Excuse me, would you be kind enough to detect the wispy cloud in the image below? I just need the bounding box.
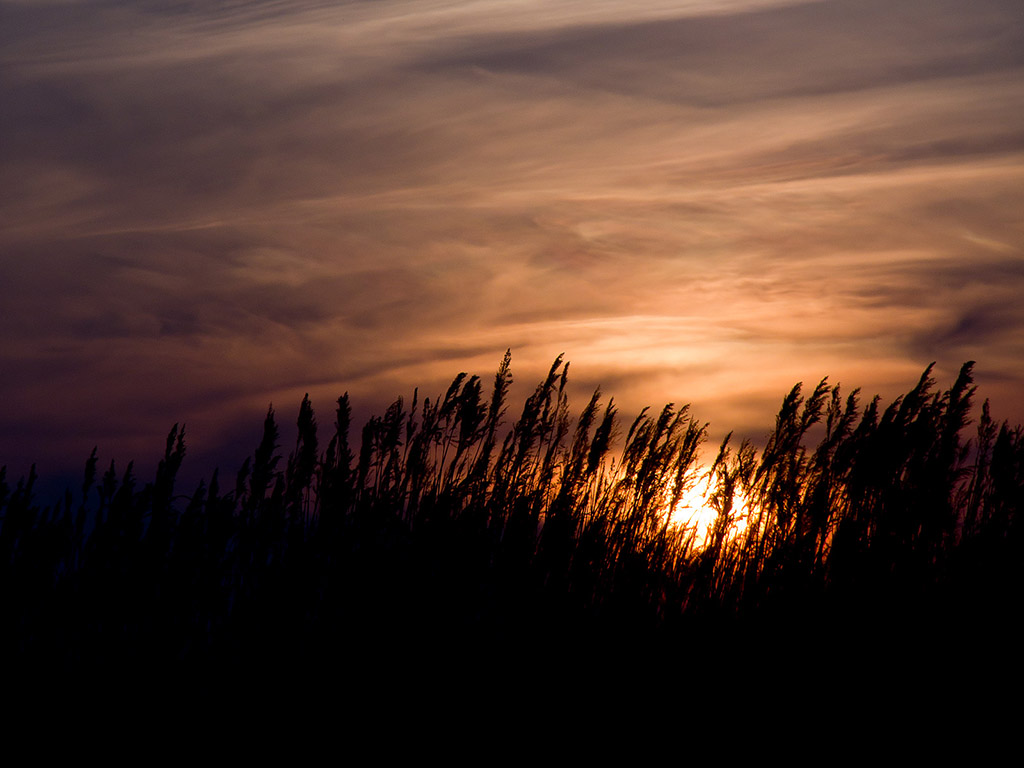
[2,0,1022,479]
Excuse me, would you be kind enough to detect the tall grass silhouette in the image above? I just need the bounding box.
[1,353,1021,684]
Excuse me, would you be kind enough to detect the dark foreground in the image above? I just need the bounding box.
[2,355,1021,694]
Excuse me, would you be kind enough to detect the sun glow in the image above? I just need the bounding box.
[669,477,753,549]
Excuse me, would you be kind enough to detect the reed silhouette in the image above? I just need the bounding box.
[1,353,1021,689]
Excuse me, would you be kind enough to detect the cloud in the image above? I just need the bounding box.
[1,0,1023,484]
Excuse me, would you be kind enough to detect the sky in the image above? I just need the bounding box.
[2,0,1023,489]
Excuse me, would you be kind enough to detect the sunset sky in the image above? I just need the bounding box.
[2,0,1022,487]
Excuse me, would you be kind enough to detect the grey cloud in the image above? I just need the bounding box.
[925,307,1015,349]
[413,0,1024,106]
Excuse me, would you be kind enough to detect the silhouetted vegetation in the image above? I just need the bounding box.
[2,353,1021,688]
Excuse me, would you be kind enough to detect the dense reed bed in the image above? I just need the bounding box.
[2,353,1021,684]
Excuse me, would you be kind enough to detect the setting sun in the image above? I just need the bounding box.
[669,476,752,549]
